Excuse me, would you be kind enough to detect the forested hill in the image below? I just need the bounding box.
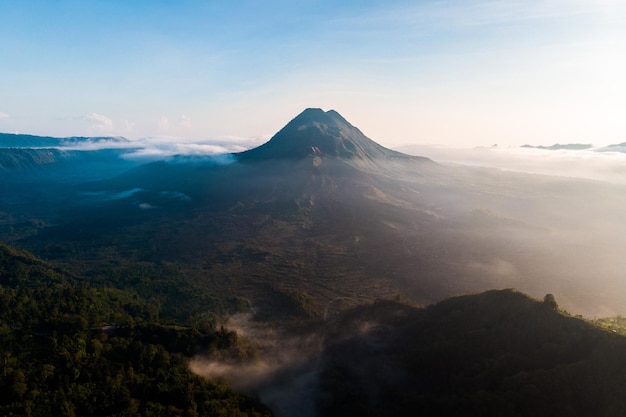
[0,242,272,416]
[0,241,149,329]
[317,290,626,417]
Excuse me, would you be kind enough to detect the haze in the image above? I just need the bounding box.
[1,0,625,147]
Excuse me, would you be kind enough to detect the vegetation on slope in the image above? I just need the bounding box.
[0,243,272,417]
[317,290,626,417]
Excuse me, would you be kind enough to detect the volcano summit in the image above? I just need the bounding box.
[237,108,426,167]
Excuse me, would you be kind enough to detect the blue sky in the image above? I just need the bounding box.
[0,0,625,147]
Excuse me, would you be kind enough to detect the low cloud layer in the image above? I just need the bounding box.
[83,112,112,126]
[57,134,266,161]
[119,140,250,161]
[397,144,626,185]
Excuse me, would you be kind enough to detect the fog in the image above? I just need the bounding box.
[189,310,421,417]
[190,314,325,417]
[390,144,626,317]
[396,143,626,184]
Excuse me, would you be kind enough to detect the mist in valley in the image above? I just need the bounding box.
[397,143,626,185]
[390,143,626,317]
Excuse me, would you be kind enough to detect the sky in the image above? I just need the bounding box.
[0,0,625,148]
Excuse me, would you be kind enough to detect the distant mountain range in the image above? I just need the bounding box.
[596,142,626,153]
[520,142,626,153]
[0,132,129,148]
[521,143,593,150]
[0,133,139,182]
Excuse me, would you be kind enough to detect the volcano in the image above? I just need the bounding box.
[237,108,419,165]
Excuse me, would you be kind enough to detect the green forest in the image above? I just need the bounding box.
[0,243,271,417]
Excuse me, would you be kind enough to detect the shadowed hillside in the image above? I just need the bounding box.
[316,290,626,416]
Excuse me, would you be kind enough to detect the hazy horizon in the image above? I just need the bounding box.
[5,119,626,187]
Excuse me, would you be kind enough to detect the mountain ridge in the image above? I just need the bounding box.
[0,132,129,148]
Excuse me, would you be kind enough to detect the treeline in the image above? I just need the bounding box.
[0,243,271,416]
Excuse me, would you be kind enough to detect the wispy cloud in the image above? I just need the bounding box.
[424,0,616,28]
[179,114,191,129]
[338,0,625,30]
[122,119,135,132]
[0,112,9,120]
[82,112,114,133]
[158,116,170,132]
[157,114,193,134]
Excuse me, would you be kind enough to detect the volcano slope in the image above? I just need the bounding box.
[8,108,626,319]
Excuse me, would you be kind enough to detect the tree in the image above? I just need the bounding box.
[543,293,558,310]
[12,370,27,398]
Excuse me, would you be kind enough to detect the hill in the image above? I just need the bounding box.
[316,290,626,416]
[0,242,272,416]
[190,289,626,417]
